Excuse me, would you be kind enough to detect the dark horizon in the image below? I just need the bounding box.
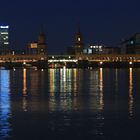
[1,0,140,54]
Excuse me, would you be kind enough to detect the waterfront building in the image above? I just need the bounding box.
[0,25,9,54]
[83,45,104,54]
[121,33,140,54]
[83,45,119,54]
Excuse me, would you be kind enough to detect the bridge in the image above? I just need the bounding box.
[0,54,140,68]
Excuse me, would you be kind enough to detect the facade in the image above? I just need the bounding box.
[0,25,9,54]
[121,33,140,54]
[83,45,119,54]
[83,45,103,54]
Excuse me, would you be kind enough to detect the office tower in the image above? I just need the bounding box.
[0,25,9,53]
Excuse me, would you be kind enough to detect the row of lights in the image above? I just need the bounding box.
[12,61,134,71]
[13,68,44,71]
[90,46,103,49]
[52,56,71,59]
[99,61,133,65]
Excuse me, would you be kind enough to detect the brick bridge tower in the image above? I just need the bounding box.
[37,28,47,54]
[74,26,84,54]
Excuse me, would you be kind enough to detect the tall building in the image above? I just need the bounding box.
[0,25,9,53]
[74,26,84,54]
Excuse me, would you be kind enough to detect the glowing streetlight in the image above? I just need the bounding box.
[129,61,133,65]
[100,61,103,65]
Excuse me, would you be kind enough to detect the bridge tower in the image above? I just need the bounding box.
[74,26,84,54]
[37,28,47,54]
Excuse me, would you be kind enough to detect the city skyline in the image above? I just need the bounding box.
[1,0,140,54]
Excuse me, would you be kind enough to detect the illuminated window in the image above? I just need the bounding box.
[0,26,9,29]
[4,42,9,45]
[99,46,102,49]
[88,49,92,54]
[130,41,134,44]
[78,37,81,41]
[1,32,8,35]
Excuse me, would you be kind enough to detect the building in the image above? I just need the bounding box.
[121,33,140,54]
[0,25,9,54]
[83,45,119,54]
[83,45,103,54]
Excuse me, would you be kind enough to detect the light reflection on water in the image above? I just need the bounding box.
[129,68,134,118]
[0,68,140,139]
[49,68,78,97]
[0,70,11,139]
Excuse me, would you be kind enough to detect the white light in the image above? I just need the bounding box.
[52,56,54,59]
[78,37,81,41]
[99,46,102,49]
[12,51,15,55]
[23,62,26,65]
[100,61,103,65]
[0,26,9,29]
[1,32,8,35]
[41,69,44,71]
[69,56,71,59]
[4,42,9,45]
[48,59,78,63]
[129,62,133,65]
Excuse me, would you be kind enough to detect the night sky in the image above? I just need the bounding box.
[1,0,140,54]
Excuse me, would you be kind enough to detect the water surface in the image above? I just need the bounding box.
[0,68,140,139]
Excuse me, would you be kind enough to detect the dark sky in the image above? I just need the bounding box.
[1,0,140,54]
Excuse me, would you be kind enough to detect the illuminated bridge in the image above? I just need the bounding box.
[0,54,140,68]
[48,54,140,68]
